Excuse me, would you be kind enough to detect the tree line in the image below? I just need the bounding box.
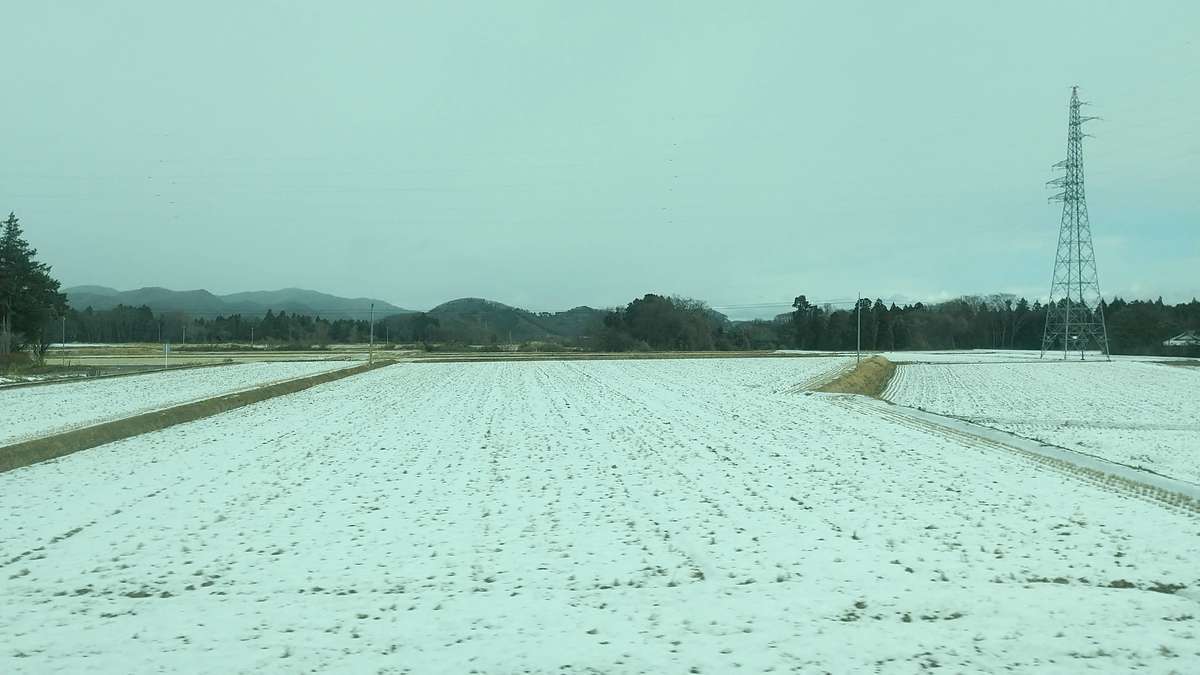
[25,292,1200,361]
[771,294,1200,356]
[30,289,1200,359]
[61,305,447,347]
[3,211,1197,363]
[588,293,1198,356]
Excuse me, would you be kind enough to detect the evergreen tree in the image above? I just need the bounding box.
[0,213,67,362]
[791,295,815,348]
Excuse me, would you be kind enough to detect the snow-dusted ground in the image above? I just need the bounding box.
[2,357,1198,673]
[883,350,1056,363]
[778,348,1192,364]
[882,349,1191,364]
[884,359,1200,484]
[777,349,1061,362]
[0,373,88,385]
[0,361,354,446]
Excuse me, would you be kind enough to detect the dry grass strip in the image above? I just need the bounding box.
[815,356,896,397]
[0,360,394,474]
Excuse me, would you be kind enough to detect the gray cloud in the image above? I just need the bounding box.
[3,1,1197,317]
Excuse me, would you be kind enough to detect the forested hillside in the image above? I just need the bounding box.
[64,285,408,320]
[55,292,1200,357]
[59,298,609,347]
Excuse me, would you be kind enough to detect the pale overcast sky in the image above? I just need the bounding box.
[3,1,1197,317]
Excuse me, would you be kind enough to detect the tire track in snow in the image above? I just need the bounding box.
[829,395,1200,515]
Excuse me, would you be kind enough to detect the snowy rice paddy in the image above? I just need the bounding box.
[883,359,1200,484]
[881,349,1189,364]
[0,361,354,446]
[2,357,1199,673]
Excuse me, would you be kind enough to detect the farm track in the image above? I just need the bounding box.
[883,359,1200,485]
[830,395,1200,515]
[949,417,1200,433]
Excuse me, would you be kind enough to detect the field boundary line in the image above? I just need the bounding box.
[0,360,239,391]
[401,351,838,364]
[827,394,1200,514]
[944,416,1200,433]
[0,360,397,474]
[0,362,363,447]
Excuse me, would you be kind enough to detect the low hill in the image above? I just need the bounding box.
[65,286,411,320]
[220,288,410,318]
[65,285,121,297]
[537,305,610,337]
[427,297,605,341]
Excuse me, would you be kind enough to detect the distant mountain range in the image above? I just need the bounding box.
[64,287,610,337]
[65,286,413,321]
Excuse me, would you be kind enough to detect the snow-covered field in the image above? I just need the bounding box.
[881,349,1190,364]
[884,359,1200,485]
[780,348,1191,364]
[0,361,354,446]
[2,357,1198,673]
[883,350,1059,364]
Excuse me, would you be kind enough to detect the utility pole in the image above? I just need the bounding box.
[368,303,375,364]
[856,293,862,365]
[250,325,254,347]
[1041,86,1111,361]
[61,315,66,346]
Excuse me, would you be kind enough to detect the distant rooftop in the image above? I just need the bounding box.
[1163,330,1200,346]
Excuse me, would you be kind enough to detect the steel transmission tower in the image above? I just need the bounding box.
[1040,86,1111,360]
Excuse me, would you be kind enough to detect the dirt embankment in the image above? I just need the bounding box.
[0,360,396,474]
[816,356,896,397]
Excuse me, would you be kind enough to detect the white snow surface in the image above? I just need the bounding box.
[881,349,1191,364]
[2,357,1199,673]
[0,361,354,446]
[884,359,1200,484]
[776,349,1192,364]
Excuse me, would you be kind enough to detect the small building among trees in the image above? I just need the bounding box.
[1162,330,1200,347]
